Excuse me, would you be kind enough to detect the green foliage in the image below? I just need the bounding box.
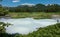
[45,4,60,12]
[1,23,60,37]
[8,4,60,12]
[0,22,11,33]
[8,12,60,19]
[0,7,9,16]
[0,22,12,37]
[0,4,9,16]
[21,23,60,37]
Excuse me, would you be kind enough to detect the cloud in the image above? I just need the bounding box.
[12,0,20,2]
[21,3,35,6]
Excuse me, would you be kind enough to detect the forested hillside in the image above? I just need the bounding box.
[8,4,60,12]
[0,3,60,12]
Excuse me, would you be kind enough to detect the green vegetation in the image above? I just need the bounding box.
[1,23,60,37]
[8,12,60,19]
[9,4,60,12]
[0,0,60,37]
[0,5,9,16]
[0,22,11,37]
[0,4,60,19]
[0,1,60,19]
[0,0,8,16]
[18,23,60,37]
[0,22,11,33]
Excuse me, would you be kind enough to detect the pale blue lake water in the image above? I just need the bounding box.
[0,18,60,34]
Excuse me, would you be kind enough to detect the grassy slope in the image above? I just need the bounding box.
[8,12,60,19]
[19,23,60,37]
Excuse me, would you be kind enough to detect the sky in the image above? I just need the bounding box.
[0,0,60,7]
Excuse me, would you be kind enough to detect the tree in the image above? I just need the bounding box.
[45,4,60,12]
[0,22,11,33]
[0,0,9,16]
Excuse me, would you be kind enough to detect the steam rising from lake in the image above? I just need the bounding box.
[0,18,59,34]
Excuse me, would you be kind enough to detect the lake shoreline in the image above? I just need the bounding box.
[0,18,59,34]
[0,12,60,19]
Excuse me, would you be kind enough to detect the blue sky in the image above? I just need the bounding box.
[1,0,60,7]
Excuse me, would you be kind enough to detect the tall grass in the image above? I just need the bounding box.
[8,12,60,19]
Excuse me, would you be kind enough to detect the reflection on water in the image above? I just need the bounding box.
[0,18,60,34]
